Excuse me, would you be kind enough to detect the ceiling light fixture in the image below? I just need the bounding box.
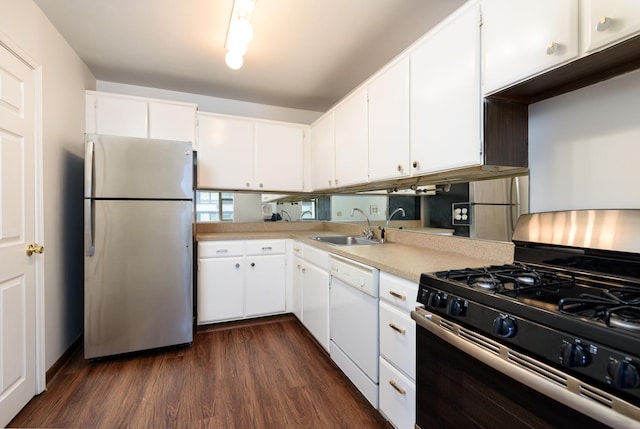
[225,0,257,70]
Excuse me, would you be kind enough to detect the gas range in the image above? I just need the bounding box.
[415,210,640,426]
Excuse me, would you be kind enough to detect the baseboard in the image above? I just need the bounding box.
[46,336,82,385]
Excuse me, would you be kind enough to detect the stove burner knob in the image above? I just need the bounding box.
[608,360,640,389]
[427,292,447,308]
[447,299,467,317]
[560,343,591,368]
[492,315,517,338]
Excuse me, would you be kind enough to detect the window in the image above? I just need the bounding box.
[300,199,316,220]
[196,191,234,221]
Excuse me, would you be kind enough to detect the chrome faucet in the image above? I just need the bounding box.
[279,210,291,222]
[350,208,374,239]
[386,207,406,227]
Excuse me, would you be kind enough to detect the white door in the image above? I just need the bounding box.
[0,44,38,426]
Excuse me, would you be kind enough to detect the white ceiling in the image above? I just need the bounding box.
[34,0,466,112]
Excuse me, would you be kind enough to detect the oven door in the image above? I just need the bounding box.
[412,309,639,429]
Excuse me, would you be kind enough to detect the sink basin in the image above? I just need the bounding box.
[310,235,381,246]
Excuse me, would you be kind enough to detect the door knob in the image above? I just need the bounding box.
[26,243,44,256]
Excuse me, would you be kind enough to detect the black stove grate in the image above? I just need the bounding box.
[436,264,576,298]
[559,286,640,331]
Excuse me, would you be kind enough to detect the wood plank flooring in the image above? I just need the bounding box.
[9,314,392,428]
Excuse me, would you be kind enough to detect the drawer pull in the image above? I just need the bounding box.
[216,249,228,254]
[261,246,273,251]
[389,290,406,301]
[389,380,406,395]
[389,323,406,335]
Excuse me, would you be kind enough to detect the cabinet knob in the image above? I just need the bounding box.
[328,180,332,186]
[546,42,559,55]
[412,160,418,168]
[235,263,240,269]
[250,262,255,267]
[245,182,251,187]
[596,16,612,32]
[397,164,403,172]
[259,183,264,188]
[334,179,339,185]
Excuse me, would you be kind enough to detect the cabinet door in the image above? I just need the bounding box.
[148,102,197,146]
[197,257,244,323]
[245,254,286,316]
[585,0,640,53]
[197,113,254,190]
[93,94,148,138]
[482,0,579,94]
[302,262,330,351]
[411,2,482,174]
[292,255,304,321]
[368,57,411,181]
[334,88,368,187]
[310,112,335,190]
[254,122,305,192]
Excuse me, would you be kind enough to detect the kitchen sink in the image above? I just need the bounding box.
[310,235,381,246]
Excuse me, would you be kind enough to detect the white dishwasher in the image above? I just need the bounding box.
[329,254,380,408]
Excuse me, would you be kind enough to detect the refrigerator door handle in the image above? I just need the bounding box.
[84,139,94,198]
[85,199,95,256]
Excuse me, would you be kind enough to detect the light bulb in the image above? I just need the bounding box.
[232,17,254,43]
[226,37,247,56]
[225,51,244,70]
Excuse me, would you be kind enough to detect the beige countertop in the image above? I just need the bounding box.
[196,222,514,283]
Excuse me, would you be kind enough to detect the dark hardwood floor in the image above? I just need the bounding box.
[9,314,392,428]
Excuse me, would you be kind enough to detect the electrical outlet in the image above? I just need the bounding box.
[370,205,378,215]
[337,210,343,217]
[452,202,472,225]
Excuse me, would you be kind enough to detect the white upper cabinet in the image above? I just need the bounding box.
[585,0,640,53]
[148,102,197,145]
[197,112,305,192]
[368,56,411,182]
[334,87,369,187]
[482,0,579,95]
[411,1,482,174]
[197,113,254,190]
[254,121,305,192]
[86,91,197,146]
[310,112,336,191]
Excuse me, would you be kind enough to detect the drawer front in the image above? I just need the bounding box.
[379,271,418,313]
[379,301,416,379]
[245,239,286,255]
[198,241,244,257]
[379,357,416,429]
[303,244,328,269]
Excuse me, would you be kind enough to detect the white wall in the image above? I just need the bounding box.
[529,69,640,213]
[97,81,322,125]
[1,0,96,369]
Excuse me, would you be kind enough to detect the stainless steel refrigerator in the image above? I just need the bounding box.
[84,134,194,359]
[452,175,529,242]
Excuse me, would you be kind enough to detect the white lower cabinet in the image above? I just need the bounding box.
[379,358,416,429]
[197,240,286,324]
[292,242,330,351]
[378,271,418,429]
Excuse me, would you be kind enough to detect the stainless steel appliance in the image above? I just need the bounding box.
[413,209,640,428]
[453,175,529,241]
[84,134,194,359]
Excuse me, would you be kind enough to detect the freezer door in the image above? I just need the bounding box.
[84,200,193,358]
[85,134,193,199]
